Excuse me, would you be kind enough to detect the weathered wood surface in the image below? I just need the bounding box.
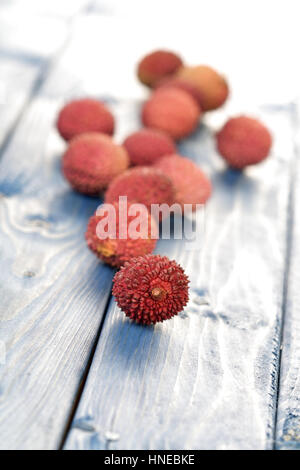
[0,3,299,450]
[65,104,294,450]
[275,104,300,450]
[0,12,142,450]
[0,56,41,148]
[0,96,114,450]
[0,11,142,450]
[0,7,111,450]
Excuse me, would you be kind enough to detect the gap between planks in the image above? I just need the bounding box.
[274,100,300,449]
[272,102,297,446]
[63,105,295,450]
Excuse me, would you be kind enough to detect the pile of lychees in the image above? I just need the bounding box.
[56,49,272,325]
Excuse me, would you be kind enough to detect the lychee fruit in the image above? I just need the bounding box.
[105,166,175,216]
[142,88,201,140]
[57,98,114,141]
[85,202,158,267]
[154,77,204,108]
[216,116,272,169]
[155,154,212,210]
[177,65,229,111]
[113,254,189,324]
[123,128,176,166]
[62,132,129,195]
[137,50,183,88]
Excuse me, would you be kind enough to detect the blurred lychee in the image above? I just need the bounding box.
[142,88,201,140]
[177,65,229,111]
[62,133,129,195]
[216,116,272,169]
[137,50,183,87]
[57,98,114,141]
[155,154,212,210]
[123,128,176,166]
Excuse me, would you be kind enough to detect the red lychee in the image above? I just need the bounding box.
[85,202,158,267]
[154,77,204,108]
[177,65,229,111]
[216,116,272,169]
[62,133,129,195]
[123,128,176,166]
[137,50,183,88]
[155,154,212,210]
[105,166,175,216]
[142,88,201,140]
[57,98,114,141]
[113,254,189,324]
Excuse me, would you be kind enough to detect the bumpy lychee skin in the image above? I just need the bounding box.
[123,128,176,166]
[137,50,183,87]
[154,77,204,108]
[105,166,175,215]
[155,154,212,210]
[85,202,158,267]
[113,254,189,325]
[142,88,201,140]
[62,133,129,195]
[57,98,114,141]
[177,65,229,111]
[216,116,272,169]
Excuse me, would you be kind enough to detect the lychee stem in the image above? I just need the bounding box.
[151,287,166,301]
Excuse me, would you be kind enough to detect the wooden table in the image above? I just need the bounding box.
[0,0,300,450]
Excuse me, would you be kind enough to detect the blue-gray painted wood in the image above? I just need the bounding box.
[0,3,298,450]
[0,96,114,449]
[0,56,42,148]
[275,103,300,449]
[64,104,294,450]
[0,8,141,448]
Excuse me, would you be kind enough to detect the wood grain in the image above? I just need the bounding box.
[0,4,298,450]
[0,97,114,449]
[0,11,143,450]
[275,103,300,449]
[64,104,295,450]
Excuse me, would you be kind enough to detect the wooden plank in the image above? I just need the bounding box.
[275,103,300,450]
[0,96,114,449]
[0,6,296,450]
[0,13,142,449]
[0,56,41,148]
[64,103,294,450]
